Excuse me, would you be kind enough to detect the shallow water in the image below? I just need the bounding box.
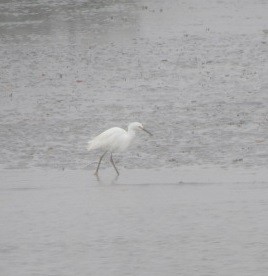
[1,0,268,275]
[1,168,268,276]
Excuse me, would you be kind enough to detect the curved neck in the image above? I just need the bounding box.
[127,126,136,138]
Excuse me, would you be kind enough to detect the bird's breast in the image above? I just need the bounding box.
[115,136,130,152]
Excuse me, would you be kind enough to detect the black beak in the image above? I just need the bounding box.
[139,126,153,136]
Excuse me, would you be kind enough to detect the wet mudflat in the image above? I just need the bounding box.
[0,0,267,170]
[1,0,268,275]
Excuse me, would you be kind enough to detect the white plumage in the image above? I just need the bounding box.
[87,122,152,175]
[87,127,131,152]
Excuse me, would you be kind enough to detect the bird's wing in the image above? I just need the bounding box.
[87,127,126,151]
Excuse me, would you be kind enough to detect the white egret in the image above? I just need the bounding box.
[87,122,152,175]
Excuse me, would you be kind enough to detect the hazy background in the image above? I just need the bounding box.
[1,1,268,276]
[1,0,267,170]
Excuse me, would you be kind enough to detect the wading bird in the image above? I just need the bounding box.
[87,122,152,175]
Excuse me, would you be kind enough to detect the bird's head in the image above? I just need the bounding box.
[128,122,153,136]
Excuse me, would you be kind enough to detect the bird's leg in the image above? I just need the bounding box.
[94,151,107,175]
[110,153,119,175]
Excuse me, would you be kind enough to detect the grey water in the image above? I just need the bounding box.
[1,168,268,276]
[1,0,268,275]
